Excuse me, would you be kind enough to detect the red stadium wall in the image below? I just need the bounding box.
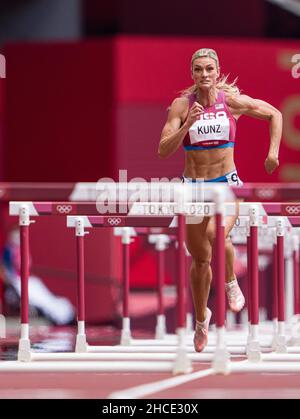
[4,40,116,182]
[2,40,122,322]
[4,37,300,190]
[2,36,300,299]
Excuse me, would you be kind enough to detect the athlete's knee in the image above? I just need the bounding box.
[186,235,211,259]
[192,256,212,271]
[191,258,212,285]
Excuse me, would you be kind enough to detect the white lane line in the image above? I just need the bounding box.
[108,367,215,399]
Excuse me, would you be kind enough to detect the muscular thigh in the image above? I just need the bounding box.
[185,201,240,257]
[186,217,212,261]
[206,200,240,242]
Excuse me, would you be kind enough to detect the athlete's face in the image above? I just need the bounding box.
[191,57,219,90]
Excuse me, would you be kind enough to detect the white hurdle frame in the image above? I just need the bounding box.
[4,185,300,375]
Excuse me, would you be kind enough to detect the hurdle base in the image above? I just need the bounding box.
[274,335,287,353]
[17,339,32,362]
[270,319,278,350]
[186,313,193,335]
[172,346,193,375]
[271,335,277,351]
[120,317,132,346]
[75,334,88,353]
[155,315,167,340]
[289,314,300,327]
[287,336,300,346]
[120,330,132,346]
[120,332,132,346]
[0,314,6,338]
[212,347,231,375]
[246,340,261,362]
[288,320,300,346]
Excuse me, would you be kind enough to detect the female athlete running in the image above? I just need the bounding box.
[158,48,282,351]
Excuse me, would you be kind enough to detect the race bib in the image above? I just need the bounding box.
[189,112,230,145]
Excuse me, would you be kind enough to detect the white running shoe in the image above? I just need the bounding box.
[225,279,245,313]
[193,308,212,353]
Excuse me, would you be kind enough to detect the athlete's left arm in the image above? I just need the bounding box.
[226,94,282,175]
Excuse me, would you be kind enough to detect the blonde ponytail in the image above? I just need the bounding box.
[216,74,240,95]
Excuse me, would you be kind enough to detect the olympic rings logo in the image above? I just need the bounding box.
[256,189,275,199]
[56,204,73,214]
[107,217,122,226]
[285,205,300,215]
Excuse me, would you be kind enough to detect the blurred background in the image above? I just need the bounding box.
[0,0,299,329]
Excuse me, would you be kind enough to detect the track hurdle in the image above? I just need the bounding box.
[62,204,300,370]
[6,186,300,374]
[148,233,173,340]
[231,215,300,353]
[6,203,194,372]
[6,183,234,373]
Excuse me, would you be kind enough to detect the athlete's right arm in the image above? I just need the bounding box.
[158,98,203,159]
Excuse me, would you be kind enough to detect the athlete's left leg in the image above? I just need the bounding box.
[207,211,245,313]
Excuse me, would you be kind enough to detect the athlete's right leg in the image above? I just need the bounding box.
[185,217,212,323]
[206,213,245,313]
[186,217,213,352]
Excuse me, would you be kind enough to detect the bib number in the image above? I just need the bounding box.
[189,117,230,145]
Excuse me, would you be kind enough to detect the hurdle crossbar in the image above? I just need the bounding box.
[7,196,300,374]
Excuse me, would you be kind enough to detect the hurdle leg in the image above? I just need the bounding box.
[289,236,300,345]
[155,235,167,340]
[274,217,287,353]
[271,238,279,350]
[246,222,252,355]
[247,205,261,362]
[185,252,193,335]
[120,228,132,345]
[18,206,33,362]
[173,215,192,374]
[75,218,88,352]
[285,242,294,324]
[212,192,230,374]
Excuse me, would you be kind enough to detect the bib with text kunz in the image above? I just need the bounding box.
[189,111,230,146]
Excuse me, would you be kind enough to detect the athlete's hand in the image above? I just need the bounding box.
[184,102,204,128]
[264,154,279,174]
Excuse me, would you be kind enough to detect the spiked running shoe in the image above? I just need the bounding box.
[225,279,245,313]
[193,308,212,353]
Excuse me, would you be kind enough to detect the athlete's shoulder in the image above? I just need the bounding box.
[168,96,190,115]
[224,92,253,105]
[224,92,254,110]
[171,96,189,107]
